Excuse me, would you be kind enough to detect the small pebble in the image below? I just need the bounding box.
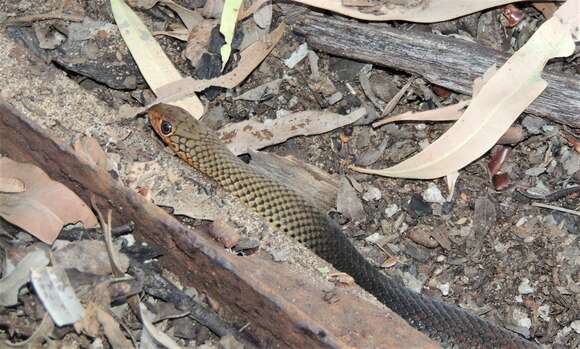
[386,243,400,253]
[400,271,425,293]
[408,227,439,248]
[437,282,450,296]
[518,278,534,295]
[363,185,382,201]
[422,183,445,204]
[521,115,546,135]
[542,125,558,133]
[219,334,244,349]
[284,43,308,68]
[384,204,399,218]
[561,148,580,176]
[571,320,580,334]
[287,96,299,109]
[408,193,433,217]
[538,304,550,321]
[326,91,343,105]
[512,308,532,329]
[365,232,384,244]
[119,234,135,247]
[525,166,546,176]
[276,109,291,118]
[516,217,528,227]
[270,248,289,262]
[233,237,260,252]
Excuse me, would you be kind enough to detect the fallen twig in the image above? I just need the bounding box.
[59,222,135,241]
[517,186,580,201]
[4,12,84,25]
[381,77,415,117]
[532,202,580,217]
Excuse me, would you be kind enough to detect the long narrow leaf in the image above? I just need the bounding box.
[110,0,204,118]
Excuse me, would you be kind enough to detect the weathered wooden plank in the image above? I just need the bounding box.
[293,13,580,127]
[0,101,440,349]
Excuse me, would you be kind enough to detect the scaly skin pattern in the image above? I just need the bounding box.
[149,103,538,349]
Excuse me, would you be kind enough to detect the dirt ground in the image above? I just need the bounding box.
[0,0,578,348]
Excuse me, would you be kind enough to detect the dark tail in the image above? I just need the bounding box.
[322,223,538,349]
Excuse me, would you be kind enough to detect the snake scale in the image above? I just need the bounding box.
[149,103,537,349]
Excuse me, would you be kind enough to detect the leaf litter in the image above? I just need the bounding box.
[0,157,98,244]
[351,2,578,179]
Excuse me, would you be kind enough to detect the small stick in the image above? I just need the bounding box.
[380,77,415,118]
[517,186,580,202]
[4,12,84,25]
[532,202,580,217]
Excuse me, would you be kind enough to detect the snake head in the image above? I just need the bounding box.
[148,103,200,152]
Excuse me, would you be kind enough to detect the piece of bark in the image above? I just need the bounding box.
[0,102,439,349]
[293,13,580,128]
[249,150,339,212]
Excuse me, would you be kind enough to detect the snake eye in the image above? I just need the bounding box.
[160,120,173,135]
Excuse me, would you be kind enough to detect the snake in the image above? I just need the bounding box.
[148,103,538,349]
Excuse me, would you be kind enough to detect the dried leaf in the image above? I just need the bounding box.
[0,158,97,244]
[408,227,439,249]
[292,0,543,23]
[233,78,283,101]
[238,0,268,21]
[184,18,219,65]
[53,240,129,276]
[445,171,459,201]
[351,3,577,179]
[30,267,85,326]
[372,101,469,127]
[4,313,54,348]
[153,180,221,220]
[0,249,49,306]
[0,177,25,193]
[207,219,241,248]
[219,0,243,69]
[110,0,204,118]
[202,0,224,18]
[328,272,355,286]
[140,303,183,349]
[154,22,285,107]
[253,3,272,29]
[497,126,524,145]
[217,108,366,156]
[153,23,190,41]
[533,2,559,19]
[488,146,510,176]
[160,0,203,30]
[74,302,100,337]
[96,307,135,349]
[73,136,110,170]
[336,176,364,221]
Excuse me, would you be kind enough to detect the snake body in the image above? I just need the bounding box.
[149,103,537,348]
